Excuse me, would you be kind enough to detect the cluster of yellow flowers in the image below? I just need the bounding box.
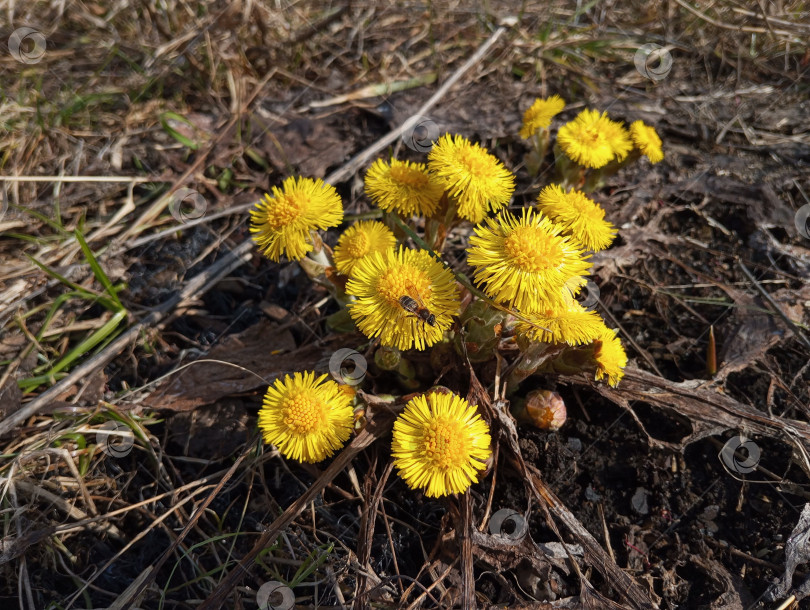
[259,373,490,498]
[521,96,663,167]
[248,95,663,498]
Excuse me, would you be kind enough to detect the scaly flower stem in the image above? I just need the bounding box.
[299,230,350,303]
[525,129,550,176]
[553,143,585,190]
[505,341,554,394]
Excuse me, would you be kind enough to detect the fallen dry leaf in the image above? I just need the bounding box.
[143,319,357,411]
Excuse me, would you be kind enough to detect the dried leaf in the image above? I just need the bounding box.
[765,503,810,602]
[143,320,350,411]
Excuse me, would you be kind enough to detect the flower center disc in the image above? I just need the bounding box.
[283,392,327,434]
[570,192,603,219]
[377,267,433,307]
[580,125,604,147]
[390,164,430,188]
[346,232,370,258]
[504,226,562,273]
[457,147,490,177]
[423,418,467,469]
[268,192,306,229]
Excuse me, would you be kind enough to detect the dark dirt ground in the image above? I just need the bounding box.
[2,2,810,609]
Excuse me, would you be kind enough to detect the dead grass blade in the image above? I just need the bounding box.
[468,361,658,609]
[193,410,395,610]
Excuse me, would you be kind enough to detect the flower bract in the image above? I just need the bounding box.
[346,246,460,351]
[392,391,491,497]
[250,176,343,261]
[428,134,515,224]
[258,371,354,463]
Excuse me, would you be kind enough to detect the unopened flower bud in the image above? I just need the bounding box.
[353,405,367,432]
[513,389,567,431]
[426,385,453,398]
[453,299,508,362]
[375,346,401,371]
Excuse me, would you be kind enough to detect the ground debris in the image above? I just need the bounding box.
[765,503,810,602]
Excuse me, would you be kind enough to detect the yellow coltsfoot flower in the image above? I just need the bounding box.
[364,158,444,217]
[515,301,605,346]
[602,116,633,162]
[629,120,664,163]
[346,246,460,351]
[250,176,344,261]
[466,208,591,313]
[536,184,617,251]
[557,109,631,169]
[258,371,354,463]
[557,109,613,169]
[593,326,628,387]
[391,390,492,498]
[428,134,515,224]
[519,95,566,139]
[333,220,396,277]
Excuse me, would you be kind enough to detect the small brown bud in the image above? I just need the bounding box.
[524,389,567,431]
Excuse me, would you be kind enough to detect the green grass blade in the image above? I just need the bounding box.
[74,230,123,308]
[48,309,128,376]
[21,309,128,391]
[160,112,200,150]
[289,543,334,587]
[24,254,120,311]
[35,290,82,341]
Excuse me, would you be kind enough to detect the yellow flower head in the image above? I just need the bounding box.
[630,120,664,163]
[593,326,628,387]
[258,371,354,463]
[333,220,396,277]
[603,117,633,162]
[557,109,630,169]
[515,301,605,346]
[536,184,617,251]
[428,134,515,224]
[364,158,444,217]
[466,208,591,313]
[520,95,566,139]
[250,177,344,261]
[346,246,460,351]
[392,390,491,498]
